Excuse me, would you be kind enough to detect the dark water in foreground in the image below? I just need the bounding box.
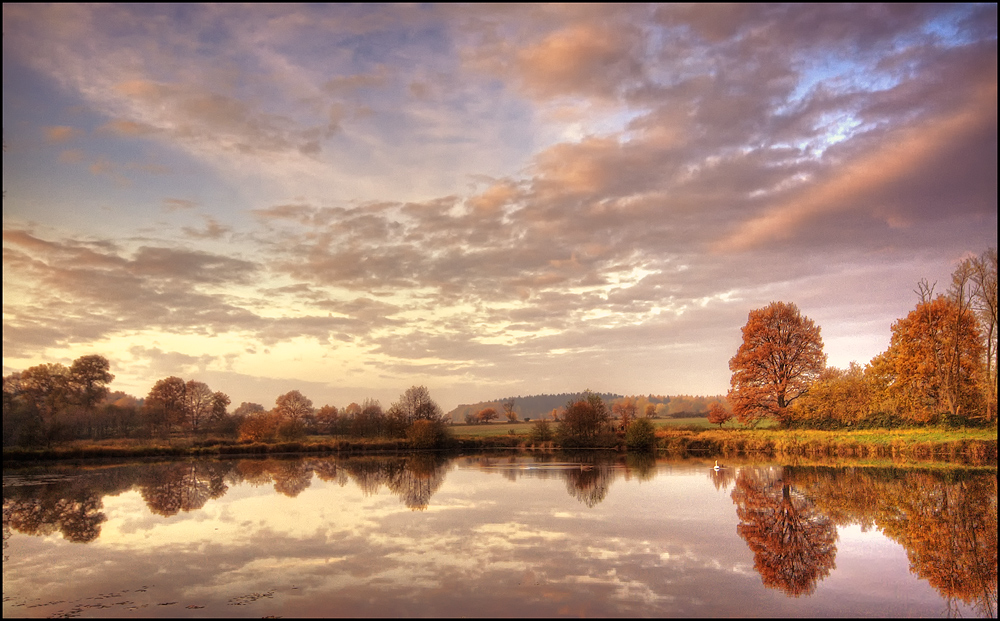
[3,453,997,618]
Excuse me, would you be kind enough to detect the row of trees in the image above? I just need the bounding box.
[3,355,117,446]
[3,356,451,448]
[727,248,997,428]
[235,385,450,447]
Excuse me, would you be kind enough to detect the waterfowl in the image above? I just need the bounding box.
[714,460,723,471]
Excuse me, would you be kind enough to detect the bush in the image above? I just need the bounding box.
[625,418,657,451]
[529,419,554,443]
[277,418,307,441]
[406,419,450,449]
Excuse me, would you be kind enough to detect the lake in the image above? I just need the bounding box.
[3,453,996,617]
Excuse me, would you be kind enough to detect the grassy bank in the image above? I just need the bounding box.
[652,427,997,465]
[3,426,995,465]
[1,434,523,462]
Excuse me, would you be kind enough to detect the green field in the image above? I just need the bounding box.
[451,416,767,437]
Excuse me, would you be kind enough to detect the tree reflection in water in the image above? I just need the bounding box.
[138,461,231,516]
[731,467,838,597]
[798,467,998,617]
[708,465,736,492]
[3,456,996,615]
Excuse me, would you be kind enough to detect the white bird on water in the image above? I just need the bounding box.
[714,460,723,471]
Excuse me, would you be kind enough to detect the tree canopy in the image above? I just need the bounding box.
[728,302,826,428]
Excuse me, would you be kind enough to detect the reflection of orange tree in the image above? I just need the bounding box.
[137,462,231,517]
[881,474,997,617]
[731,468,838,597]
[230,459,314,497]
[800,468,997,617]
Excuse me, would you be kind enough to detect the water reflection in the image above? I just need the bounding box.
[797,467,998,617]
[3,455,997,617]
[731,467,838,597]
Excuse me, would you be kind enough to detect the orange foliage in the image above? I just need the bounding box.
[728,302,826,428]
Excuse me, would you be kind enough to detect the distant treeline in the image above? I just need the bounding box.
[2,363,452,449]
[448,393,727,422]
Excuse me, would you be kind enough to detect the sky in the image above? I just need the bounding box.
[2,4,997,413]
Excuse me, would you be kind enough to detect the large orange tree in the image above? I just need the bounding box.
[728,302,826,428]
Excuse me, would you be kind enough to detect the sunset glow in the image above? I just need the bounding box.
[3,4,997,410]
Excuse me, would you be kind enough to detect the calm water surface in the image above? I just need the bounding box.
[3,453,996,618]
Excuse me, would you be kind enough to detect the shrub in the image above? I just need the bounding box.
[625,418,656,451]
[625,417,657,451]
[277,418,307,441]
[406,419,450,449]
[529,419,554,443]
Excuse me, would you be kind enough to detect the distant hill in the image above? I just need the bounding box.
[446,392,727,422]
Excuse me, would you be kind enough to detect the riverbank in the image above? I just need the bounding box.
[2,426,996,465]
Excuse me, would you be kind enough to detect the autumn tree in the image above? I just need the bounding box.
[388,386,449,444]
[351,398,386,437]
[233,402,265,418]
[788,363,871,428]
[502,398,517,423]
[211,391,230,419]
[67,355,114,415]
[315,405,341,434]
[18,363,70,429]
[477,407,498,424]
[872,294,983,425]
[707,402,733,429]
[274,390,314,422]
[183,380,215,432]
[728,302,826,428]
[389,386,444,428]
[238,410,279,442]
[145,376,187,435]
[556,390,613,447]
[612,397,638,431]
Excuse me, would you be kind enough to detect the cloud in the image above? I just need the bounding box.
[183,217,233,240]
[44,125,85,143]
[2,4,996,407]
[163,198,198,212]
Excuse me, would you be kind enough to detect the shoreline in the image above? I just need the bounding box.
[4,427,996,467]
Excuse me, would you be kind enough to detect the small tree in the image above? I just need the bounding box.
[529,418,554,443]
[707,403,733,429]
[502,398,517,423]
[557,390,613,447]
[624,417,656,451]
[315,405,340,435]
[274,390,314,422]
[477,407,498,424]
[406,418,450,449]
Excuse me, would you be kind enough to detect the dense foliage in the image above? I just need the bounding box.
[785,248,997,429]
